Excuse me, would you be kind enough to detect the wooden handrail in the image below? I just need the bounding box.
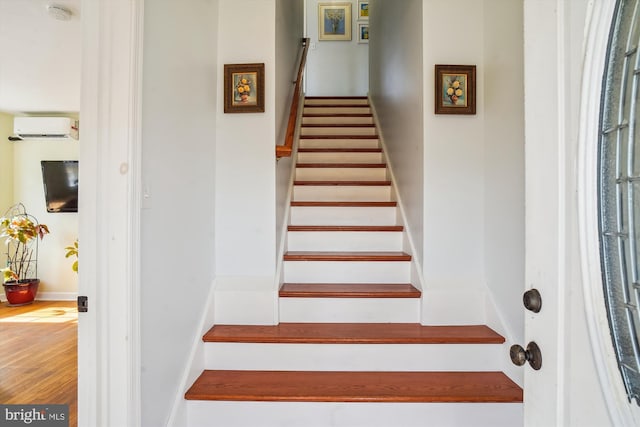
[276,37,310,159]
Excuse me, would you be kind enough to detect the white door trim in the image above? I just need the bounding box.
[78,0,143,425]
[578,1,640,425]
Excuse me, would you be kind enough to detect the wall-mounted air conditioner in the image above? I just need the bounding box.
[12,117,79,140]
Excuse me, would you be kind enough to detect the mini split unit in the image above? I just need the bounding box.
[11,117,79,140]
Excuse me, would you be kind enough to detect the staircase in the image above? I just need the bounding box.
[185,97,523,426]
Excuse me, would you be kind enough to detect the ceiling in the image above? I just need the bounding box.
[0,0,81,114]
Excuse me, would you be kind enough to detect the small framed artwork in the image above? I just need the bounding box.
[224,63,265,113]
[357,0,369,20]
[358,22,369,44]
[434,64,476,115]
[318,2,352,41]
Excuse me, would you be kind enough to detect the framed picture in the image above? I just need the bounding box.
[357,0,369,20]
[357,22,369,44]
[318,3,352,41]
[224,63,265,113]
[434,64,476,115]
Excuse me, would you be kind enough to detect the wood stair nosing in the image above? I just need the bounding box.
[301,123,376,128]
[291,201,398,207]
[185,370,523,403]
[283,251,411,262]
[299,135,379,140]
[303,104,370,108]
[287,225,403,232]
[293,180,391,186]
[279,283,420,299]
[303,113,373,118]
[296,163,387,168]
[298,148,382,153]
[203,323,505,344]
[305,96,369,100]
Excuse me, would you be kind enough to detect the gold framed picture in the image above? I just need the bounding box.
[434,64,476,115]
[318,3,352,41]
[223,63,265,113]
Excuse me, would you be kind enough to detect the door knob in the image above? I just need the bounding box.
[523,288,542,313]
[510,341,542,370]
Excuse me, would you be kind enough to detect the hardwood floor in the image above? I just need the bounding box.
[0,300,77,427]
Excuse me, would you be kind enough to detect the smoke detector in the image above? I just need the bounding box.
[47,4,73,21]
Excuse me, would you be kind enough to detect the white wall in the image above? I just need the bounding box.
[275,0,305,265]
[0,113,14,272]
[305,0,368,96]
[483,0,525,344]
[214,0,278,324]
[368,0,424,264]
[11,138,78,297]
[140,0,218,425]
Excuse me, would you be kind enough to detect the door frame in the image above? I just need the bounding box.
[78,0,143,425]
[578,0,640,425]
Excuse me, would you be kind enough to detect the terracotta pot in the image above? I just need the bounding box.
[3,279,40,306]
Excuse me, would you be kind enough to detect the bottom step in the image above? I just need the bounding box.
[186,370,522,403]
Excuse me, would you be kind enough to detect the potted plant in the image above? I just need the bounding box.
[1,204,50,305]
[65,239,78,273]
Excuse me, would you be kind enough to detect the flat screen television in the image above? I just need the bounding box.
[41,160,78,213]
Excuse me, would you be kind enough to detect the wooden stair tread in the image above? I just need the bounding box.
[304,113,373,117]
[294,180,391,186]
[296,163,387,168]
[302,123,375,128]
[304,104,370,108]
[284,251,411,261]
[287,225,403,231]
[300,135,379,140]
[203,323,503,344]
[185,370,522,403]
[298,147,381,153]
[279,283,419,298]
[305,96,369,99]
[291,201,397,207]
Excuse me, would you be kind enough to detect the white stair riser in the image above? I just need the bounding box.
[284,260,410,283]
[287,231,403,251]
[301,127,377,136]
[304,107,371,114]
[297,152,383,163]
[295,167,387,181]
[188,402,523,427]
[203,343,505,371]
[290,206,398,226]
[279,297,420,323]
[305,98,369,105]
[303,116,374,125]
[299,138,380,149]
[293,185,391,202]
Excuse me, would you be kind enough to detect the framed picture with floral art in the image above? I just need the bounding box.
[224,63,265,113]
[318,3,352,41]
[434,64,476,115]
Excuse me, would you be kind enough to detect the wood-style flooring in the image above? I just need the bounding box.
[0,300,77,427]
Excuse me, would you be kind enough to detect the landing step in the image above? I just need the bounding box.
[305,96,369,99]
[185,370,522,403]
[291,201,397,207]
[203,323,503,344]
[287,225,403,231]
[284,251,411,261]
[304,104,370,108]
